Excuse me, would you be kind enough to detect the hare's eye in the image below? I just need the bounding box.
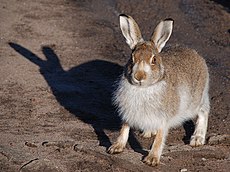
[150,56,156,65]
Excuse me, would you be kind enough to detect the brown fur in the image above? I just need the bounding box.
[161,46,208,116]
[152,129,163,159]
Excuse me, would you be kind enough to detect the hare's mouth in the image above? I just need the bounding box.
[129,75,161,87]
[130,78,150,87]
[131,77,143,86]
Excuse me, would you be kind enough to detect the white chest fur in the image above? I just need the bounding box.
[113,77,168,132]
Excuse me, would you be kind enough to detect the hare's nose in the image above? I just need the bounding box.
[134,71,146,82]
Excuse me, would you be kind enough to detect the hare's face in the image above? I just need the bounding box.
[125,42,164,87]
[119,15,173,87]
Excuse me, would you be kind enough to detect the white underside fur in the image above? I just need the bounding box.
[113,76,204,132]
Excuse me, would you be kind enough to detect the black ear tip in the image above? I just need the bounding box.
[164,18,174,23]
[119,14,129,18]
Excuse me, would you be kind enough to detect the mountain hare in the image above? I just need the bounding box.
[108,14,210,166]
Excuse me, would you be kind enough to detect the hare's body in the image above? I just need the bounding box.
[114,47,209,132]
[108,14,210,167]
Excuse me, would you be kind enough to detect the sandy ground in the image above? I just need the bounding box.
[0,0,230,171]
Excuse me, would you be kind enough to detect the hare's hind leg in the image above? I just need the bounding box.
[141,130,157,138]
[190,96,210,147]
[108,123,130,154]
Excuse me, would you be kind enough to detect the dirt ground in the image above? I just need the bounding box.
[0,0,229,171]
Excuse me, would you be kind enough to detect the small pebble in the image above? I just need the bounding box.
[180,168,188,172]
[202,158,206,161]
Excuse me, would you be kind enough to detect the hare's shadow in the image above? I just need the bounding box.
[9,43,122,148]
[9,43,146,154]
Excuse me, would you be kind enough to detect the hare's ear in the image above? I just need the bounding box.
[119,14,143,49]
[151,19,173,53]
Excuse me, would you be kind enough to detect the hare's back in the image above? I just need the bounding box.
[162,46,209,85]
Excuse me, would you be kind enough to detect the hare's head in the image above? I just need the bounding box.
[120,14,173,87]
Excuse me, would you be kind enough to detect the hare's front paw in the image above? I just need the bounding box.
[190,135,205,147]
[107,142,125,154]
[143,155,160,166]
